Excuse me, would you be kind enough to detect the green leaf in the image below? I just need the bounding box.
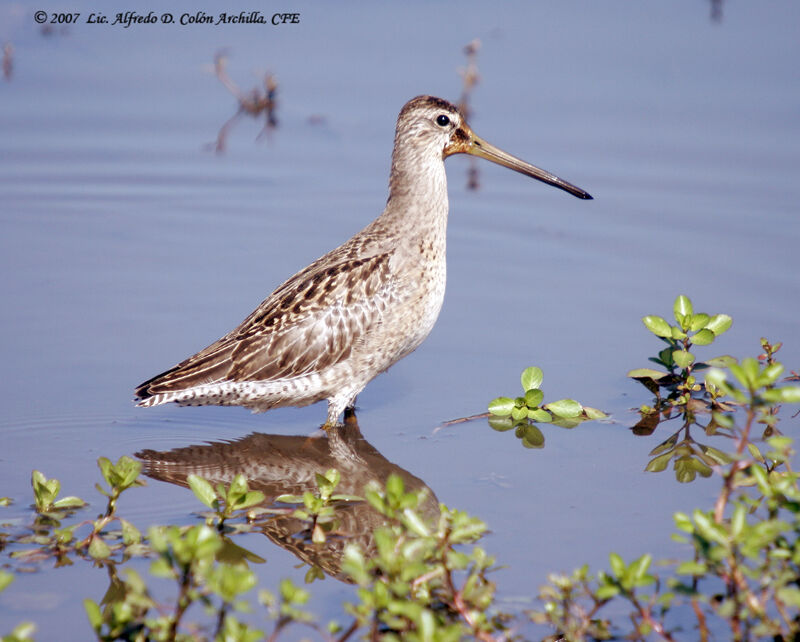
[524,388,544,408]
[704,355,738,368]
[649,433,678,457]
[642,315,672,338]
[544,399,583,418]
[551,416,582,429]
[84,598,102,631]
[609,552,625,578]
[704,368,728,389]
[689,313,710,331]
[673,512,693,533]
[150,557,174,578]
[777,587,800,608]
[583,407,608,420]
[699,445,732,465]
[0,571,13,592]
[596,584,620,600]
[6,622,36,640]
[401,508,430,537]
[53,496,86,509]
[747,443,765,462]
[305,566,324,584]
[705,314,732,336]
[315,472,334,495]
[229,474,248,501]
[187,474,218,509]
[511,406,528,421]
[275,494,304,504]
[517,424,545,449]
[730,358,758,389]
[324,469,341,488]
[487,416,515,432]
[674,295,693,319]
[88,535,111,560]
[645,451,674,473]
[691,329,715,346]
[670,326,688,341]
[31,470,59,510]
[657,347,675,367]
[756,362,784,387]
[762,386,800,404]
[672,350,695,369]
[690,457,712,478]
[731,505,746,538]
[630,554,652,582]
[385,474,404,501]
[97,457,113,487]
[236,491,265,510]
[488,397,515,416]
[120,519,142,546]
[520,367,543,392]
[674,457,696,483]
[528,408,552,422]
[627,368,668,380]
[341,545,369,585]
[676,561,707,576]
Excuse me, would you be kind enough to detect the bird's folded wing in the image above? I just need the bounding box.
[136,253,393,396]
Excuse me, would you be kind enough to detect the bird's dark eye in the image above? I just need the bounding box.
[436,114,450,127]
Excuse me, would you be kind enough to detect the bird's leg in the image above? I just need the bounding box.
[321,395,358,431]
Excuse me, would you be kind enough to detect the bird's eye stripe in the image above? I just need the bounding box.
[436,114,450,127]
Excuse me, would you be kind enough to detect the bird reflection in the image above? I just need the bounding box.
[135,411,437,581]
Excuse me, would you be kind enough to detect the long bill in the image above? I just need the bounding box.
[445,127,593,200]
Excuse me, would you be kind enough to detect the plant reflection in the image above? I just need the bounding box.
[630,298,784,484]
[634,399,735,483]
[136,410,438,583]
[206,49,278,154]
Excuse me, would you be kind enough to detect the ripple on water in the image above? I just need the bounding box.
[0,409,317,525]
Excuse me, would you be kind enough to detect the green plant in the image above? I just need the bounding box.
[529,296,800,640]
[187,473,265,532]
[275,468,361,547]
[3,295,800,642]
[488,366,606,448]
[342,474,505,641]
[628,294,733,403]
[30,469,86,517]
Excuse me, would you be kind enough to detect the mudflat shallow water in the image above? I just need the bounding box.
[1,1,799,638]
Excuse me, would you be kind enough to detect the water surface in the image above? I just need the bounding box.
[1,1,799,638]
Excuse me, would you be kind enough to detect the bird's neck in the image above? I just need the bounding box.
[381,146,449,244]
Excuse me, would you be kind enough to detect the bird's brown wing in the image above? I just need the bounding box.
[135,253,393,398]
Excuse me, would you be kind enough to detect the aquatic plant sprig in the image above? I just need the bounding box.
[342,474,505,642]
[31,469,86,518]
[528,310,800,639]
[187,473,265,533]
[12,458,143,564]
[274,468,361,546]
[488,366,606,449]
[628,294,734,401]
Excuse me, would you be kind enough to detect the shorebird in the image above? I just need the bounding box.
[135,95,592,426]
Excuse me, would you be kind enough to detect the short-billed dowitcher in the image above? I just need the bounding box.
[135,95,592,425]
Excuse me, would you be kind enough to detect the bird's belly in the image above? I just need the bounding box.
[374,264,447,369]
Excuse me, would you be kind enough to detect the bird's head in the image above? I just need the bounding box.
[396,95,592,200]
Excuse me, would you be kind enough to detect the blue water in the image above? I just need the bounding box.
[1,1,799,638]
